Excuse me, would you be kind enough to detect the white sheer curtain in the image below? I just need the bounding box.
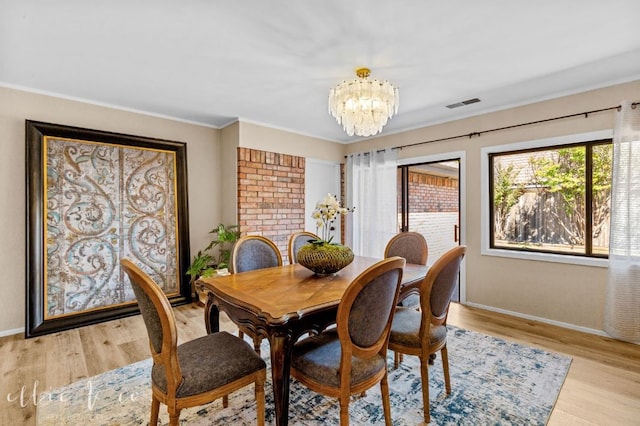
[345,149,398,258]
[604,101,640,344]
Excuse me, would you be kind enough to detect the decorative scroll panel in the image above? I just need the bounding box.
[26,121,191,337]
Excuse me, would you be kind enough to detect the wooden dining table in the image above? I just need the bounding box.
[196,256,428,426]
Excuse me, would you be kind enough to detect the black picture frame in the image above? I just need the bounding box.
[25,120,191,337]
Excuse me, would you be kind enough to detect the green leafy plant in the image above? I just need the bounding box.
[187,224,240,280]
[493,163,525,240]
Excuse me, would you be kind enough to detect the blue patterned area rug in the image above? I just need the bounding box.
[37,327,571,425]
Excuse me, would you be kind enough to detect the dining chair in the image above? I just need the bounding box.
[287,231,319,264]
[384,231,430,366]
[290,256,406,426]
[120,259,266,426]
[384,231,428,266]
[230,234,283,354]
[388,245,466,424]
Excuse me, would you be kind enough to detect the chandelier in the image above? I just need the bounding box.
[328,67,399,137]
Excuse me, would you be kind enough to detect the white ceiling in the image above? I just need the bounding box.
[2,0,640,143]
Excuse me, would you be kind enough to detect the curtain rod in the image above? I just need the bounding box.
[346,148,391,157]
[394,101,639,151]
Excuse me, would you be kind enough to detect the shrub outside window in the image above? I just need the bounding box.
[489,139,612,258]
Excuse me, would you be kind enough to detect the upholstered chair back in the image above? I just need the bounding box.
[231,235,283,274]
[121,258,182,394]
[384,232,428,265]
[338,256,405,354]
[122,260,172,356]
[421,246,466,326]
[348,266,403,348]
[287,231,319,264]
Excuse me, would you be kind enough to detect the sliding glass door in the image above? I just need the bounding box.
[398,159,461,300]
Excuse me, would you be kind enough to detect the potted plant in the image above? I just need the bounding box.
[187,223,240,303]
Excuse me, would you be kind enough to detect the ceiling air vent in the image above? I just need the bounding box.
[446,97,481,109]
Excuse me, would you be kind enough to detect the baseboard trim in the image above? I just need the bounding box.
[0,306,609,339]
[0,327,24,338]
[464,302,609,337]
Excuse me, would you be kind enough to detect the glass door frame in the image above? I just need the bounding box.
[398,151,467,303]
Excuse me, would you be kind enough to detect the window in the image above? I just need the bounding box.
[489,139,612,258]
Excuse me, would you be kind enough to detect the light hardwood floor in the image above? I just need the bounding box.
[1,303,638,425]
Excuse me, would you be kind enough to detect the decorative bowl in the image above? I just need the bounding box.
[296,243,354,275]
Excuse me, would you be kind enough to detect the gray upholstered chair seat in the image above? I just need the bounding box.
[152,331,266,398]
[389,307,447,348]
[292,329,386,388]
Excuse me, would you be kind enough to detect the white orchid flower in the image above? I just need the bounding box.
[310,194,353,243]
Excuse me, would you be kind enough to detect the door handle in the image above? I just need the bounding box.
[454,224,459,242]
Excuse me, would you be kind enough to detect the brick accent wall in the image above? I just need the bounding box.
[237,148,305,262]
[397,170,459,213]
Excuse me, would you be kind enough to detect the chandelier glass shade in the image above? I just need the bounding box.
[328,68,399,137]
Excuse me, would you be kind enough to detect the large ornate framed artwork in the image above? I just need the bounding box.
[26,121,191,337]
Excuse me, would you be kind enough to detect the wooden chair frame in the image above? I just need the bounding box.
[230,234,283,354]
[121,259,266,426]
[291,257,406,425]
[388,245,466,424]
[385,231,430,367]
[231,235,283,273]
[384,231,428,266]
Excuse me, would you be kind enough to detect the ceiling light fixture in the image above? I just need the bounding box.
[328,67,399,137]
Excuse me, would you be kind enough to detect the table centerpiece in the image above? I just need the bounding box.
[297,194,355,275]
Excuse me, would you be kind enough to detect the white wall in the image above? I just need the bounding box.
[409,212,459,260]
[238,121,344,162]
[305,159,342,240]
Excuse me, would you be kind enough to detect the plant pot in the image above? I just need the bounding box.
[296,243,354,275]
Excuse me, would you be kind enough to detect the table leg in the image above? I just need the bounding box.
[204,297,220,334]
[269,332,294,426]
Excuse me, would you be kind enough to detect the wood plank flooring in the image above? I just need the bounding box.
[1,303,638,425]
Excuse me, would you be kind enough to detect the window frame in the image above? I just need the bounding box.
[481,130,612,267]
